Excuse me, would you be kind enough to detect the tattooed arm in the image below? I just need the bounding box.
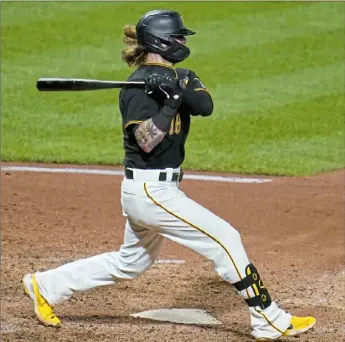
[134,118,167,153]
[134,104,179,153]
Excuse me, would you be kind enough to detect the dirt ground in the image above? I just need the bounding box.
[1,162,344,342]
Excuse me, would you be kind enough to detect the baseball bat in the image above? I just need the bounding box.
[36,78,145,92]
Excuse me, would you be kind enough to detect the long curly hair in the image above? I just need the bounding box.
[121,25,148,67]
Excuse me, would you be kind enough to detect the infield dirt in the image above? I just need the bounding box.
[1,163,344,342]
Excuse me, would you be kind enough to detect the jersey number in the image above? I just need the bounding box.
[169,113,181,135]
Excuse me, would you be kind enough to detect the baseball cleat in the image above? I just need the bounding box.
[22,274,61,327]
[255,315,316,341]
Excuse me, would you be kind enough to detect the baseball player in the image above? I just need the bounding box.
[22,10,316,341]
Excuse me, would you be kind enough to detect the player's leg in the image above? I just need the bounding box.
[140,182,315,340]
[22,219,164,326]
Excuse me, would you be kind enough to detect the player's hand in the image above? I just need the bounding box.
[145,74,183,109]
[144,73,163,95]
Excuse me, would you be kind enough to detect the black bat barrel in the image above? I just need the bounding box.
[36,78,145,91]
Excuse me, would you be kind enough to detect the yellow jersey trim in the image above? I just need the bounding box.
[194,88,209,93]
[143,63,178,77]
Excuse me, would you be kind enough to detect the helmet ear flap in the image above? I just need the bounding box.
[141,33,158,51]
[142,33,171,53]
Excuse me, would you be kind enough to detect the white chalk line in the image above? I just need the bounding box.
[1,166,272,183]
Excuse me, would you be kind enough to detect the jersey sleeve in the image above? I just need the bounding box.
[176,68,210,93]
[120,88,160,131]
[175,69,213,117]
[187,71,212,95]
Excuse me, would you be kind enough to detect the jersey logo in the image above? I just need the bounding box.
[169,113,181,135]
[182,77,189,87]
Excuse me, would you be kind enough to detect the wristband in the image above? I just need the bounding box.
[161,105,178,118]
[152,106,177,132]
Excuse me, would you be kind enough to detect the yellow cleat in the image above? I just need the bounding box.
[283,316,316,336]
[255,316,316,341]
[22,274,61,327]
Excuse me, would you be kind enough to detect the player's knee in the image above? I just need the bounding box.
[118,255,154,279]
[225,223,243,243]
[104,252,153,280]
[133,258,155,276]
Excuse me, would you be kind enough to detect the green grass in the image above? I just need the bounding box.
[1,2,344,175]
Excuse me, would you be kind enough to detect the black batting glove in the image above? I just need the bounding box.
[145,73,183,109]
[144,73,162,95]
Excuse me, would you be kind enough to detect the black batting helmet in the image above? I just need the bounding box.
[136,9,196,64]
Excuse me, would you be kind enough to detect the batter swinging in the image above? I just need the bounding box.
[22,10,316,341]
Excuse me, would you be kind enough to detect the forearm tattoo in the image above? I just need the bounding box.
[135,118,166,153]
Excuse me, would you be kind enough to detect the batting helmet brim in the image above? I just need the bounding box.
[170,27,196,37]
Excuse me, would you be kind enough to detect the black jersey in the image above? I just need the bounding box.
[119,63,213,169]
